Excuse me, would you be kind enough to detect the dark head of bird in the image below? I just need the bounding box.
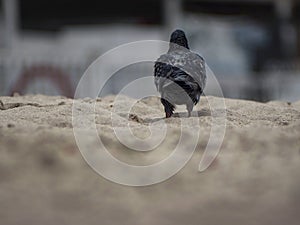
[169,29,189,51]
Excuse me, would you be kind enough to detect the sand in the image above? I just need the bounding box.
[0,94,300,225]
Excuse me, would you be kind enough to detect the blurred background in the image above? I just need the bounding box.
[0,0,299,101]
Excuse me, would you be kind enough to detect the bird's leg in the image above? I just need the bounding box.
[161,98,174,118]
[166,111,172,118]
[186,104,193,117]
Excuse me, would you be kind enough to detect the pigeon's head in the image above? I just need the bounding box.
[169,29,189,50]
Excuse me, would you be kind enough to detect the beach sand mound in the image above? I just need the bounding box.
[0,94,300,225]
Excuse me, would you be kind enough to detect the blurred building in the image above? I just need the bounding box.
[0,0,300,101]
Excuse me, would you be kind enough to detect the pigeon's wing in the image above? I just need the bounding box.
[154,54,174,92]
[156,51,206,93]
[182,52,206,93]
[164,68,201,104]
[153,62,165,92]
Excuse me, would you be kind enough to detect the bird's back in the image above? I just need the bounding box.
[155,50,206,92]
[154,50,206,105]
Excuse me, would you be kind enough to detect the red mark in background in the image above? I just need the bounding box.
[10,65,75,98]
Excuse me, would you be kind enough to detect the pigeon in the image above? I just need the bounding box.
[154,29,206,118]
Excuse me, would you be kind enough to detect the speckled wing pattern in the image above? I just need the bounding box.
[154,50,206,95]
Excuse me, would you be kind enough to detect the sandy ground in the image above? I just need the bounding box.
[0,94,300,225]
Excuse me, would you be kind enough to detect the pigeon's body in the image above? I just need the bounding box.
[154,30,206,118]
